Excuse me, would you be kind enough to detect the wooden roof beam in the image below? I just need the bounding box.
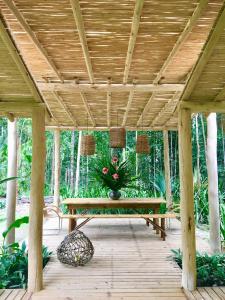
[70,0,94,83]
[3,0,62,81]
[181,3,225,101]
[150,92,181,126]
[122,90,134,126]
[37,82,184,92]
[52,92,77,126]
[79,92,96,127]
[46,125,178,131]
[137,92,156,126]
[0,17,42,103]
[123,0,144,84]
[180,101,225,113]
[154,0,208,84]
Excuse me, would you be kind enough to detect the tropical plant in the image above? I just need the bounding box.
[0,216,52,289]
[171,249,225,286]
[220,203,225,246]
[91,155,137,192]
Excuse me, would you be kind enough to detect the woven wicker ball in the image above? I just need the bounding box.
[136,135,150,154]
[57,230,94,267]
[81,135,95,156]
[110,127,126,148]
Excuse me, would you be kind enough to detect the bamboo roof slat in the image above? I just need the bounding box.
[0,0,224,129]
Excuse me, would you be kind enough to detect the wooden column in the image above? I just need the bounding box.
[163,130,172,209]
[54,129,60,206]
[178,108,196,291]
[206,113,221,253]
[28,106,46,292]
[6,119,17,245]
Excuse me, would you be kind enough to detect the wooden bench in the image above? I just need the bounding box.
[60,213,178,241]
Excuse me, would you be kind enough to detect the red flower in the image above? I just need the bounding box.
[102,167,109,175]
[112,156,118,164]
[112,173,119,180]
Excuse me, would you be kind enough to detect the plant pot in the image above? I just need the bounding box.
[109,190,121,200]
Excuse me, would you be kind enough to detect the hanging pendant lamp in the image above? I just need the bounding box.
[80,114,95,156]
[81,134,95,156]
[136,134,150,154]
[110,110,126,148]
[110,127,126,148]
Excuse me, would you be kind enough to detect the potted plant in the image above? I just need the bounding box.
[92,155,137,200]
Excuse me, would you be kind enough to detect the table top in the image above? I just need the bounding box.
[62,198,166,205]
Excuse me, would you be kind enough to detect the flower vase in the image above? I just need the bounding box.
[109,190,121,200]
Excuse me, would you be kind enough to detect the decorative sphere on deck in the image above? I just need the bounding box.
[57,230,94,267]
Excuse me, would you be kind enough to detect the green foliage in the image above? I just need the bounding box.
[2,216,29,240]
[221,203,225,244]
[0,216,52,289]
[91,155,137,191]
[0,242,52,289]
[171,249,225,286]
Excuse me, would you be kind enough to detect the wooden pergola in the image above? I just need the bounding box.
[0,0,225,294]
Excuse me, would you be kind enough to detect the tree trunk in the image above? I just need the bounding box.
[6,119,18,245]
[195,114,201,188]
[200,114,207,162]
[221,118,225,169]
[206,113,221,253]
[163,130,172,209]
[50,140,54,195]
[75,131,82,196]
[70,130,75,193]
[54,129,60,206]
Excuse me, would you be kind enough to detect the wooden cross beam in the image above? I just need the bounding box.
[123,0,144,84]
[3,0,63,81]
[181,3,225,101]
[70,0,94,83]
[37,82,184,93]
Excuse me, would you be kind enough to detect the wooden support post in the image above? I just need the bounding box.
[178,108,196,291]
[163,130,172,209]
[28,106,46,293]
[206,113,221,253]
[6,119,17,245]
[54,129,60,206]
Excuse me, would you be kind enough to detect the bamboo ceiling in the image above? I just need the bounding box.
[0,0,224,130]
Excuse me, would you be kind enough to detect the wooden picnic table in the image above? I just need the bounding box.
[62,197,166,233]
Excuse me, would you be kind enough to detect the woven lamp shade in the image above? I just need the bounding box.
[110,127,126,148]
[81,135,95,156]
[136,135,150,154]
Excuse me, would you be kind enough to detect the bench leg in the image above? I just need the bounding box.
[161,218,166,241]
[155,207,160,234]
[146,219,150,227]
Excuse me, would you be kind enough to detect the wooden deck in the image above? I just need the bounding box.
[34,218,186,299]
[1,218,224,300]
[0,289,32,299]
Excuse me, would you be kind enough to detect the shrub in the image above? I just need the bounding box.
[0,216,52,289]
[171,249,225,286]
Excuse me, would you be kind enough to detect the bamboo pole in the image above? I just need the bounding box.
[5,119,18,245]
[163,130,172,209]
[54,129,60,206]
[178,108,196,291]
[206,113,221,253]
[28,106,46,292]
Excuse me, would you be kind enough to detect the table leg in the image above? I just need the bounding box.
[155,206,160,234]
[68,208,77,233]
